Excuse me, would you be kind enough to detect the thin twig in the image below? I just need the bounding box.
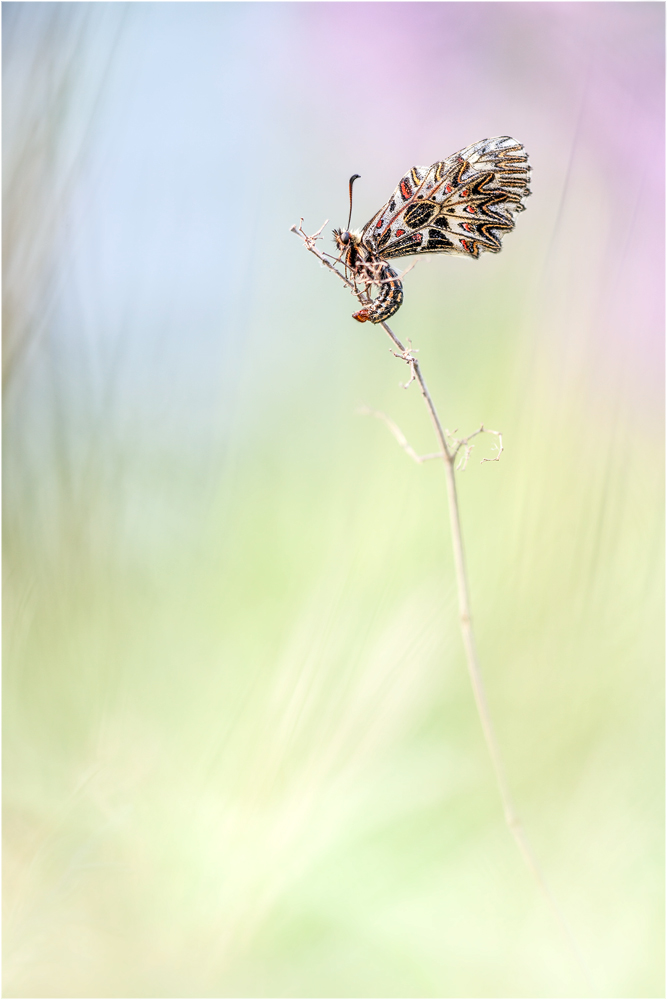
[292,221,595,992]
[356,406,444,464]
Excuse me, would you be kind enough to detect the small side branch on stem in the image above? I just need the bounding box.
[357,406,444,464]
[445,424,504,471]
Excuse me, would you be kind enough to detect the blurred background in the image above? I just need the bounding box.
[3,3,663,997]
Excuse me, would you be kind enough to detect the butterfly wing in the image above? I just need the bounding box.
[361,136,531,261]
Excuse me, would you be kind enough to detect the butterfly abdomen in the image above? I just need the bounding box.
[352,263,403,324]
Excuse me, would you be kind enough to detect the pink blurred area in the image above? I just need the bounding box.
[292,3,662,177]
[284,2,664,407]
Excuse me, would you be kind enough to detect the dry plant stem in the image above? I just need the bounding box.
[292,221,594,991]
[378,321,594,993]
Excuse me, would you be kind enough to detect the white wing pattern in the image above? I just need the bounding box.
[333,136,531,323]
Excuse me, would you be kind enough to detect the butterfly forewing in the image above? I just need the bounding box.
[361,136,531,261]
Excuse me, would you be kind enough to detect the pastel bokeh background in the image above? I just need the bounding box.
[3,3,663,997]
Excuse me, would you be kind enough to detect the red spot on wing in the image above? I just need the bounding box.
[461,189,468,196]
[460,239,469,251]
[400,179,412,199]
[445,185,452,193]
[412,232,423,243]
[396,229,405,237]
[376,218,383,228]
[466,205,475,213]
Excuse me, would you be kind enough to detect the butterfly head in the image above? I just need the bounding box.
[333,227,363,269]
[333,227,358,249]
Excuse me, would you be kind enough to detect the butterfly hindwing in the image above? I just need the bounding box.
[361,136,531,261]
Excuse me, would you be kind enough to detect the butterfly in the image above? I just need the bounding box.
[333,136,531,324]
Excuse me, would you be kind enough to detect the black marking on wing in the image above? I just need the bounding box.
[359,136,530,263]
[376,226,393,252]
[427,230,454,250]
[403,201,438,229]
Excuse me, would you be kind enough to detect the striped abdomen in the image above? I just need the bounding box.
[352,262,403,324]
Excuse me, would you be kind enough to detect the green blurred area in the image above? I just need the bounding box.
[3,3,664,998]
[5,294,663,996]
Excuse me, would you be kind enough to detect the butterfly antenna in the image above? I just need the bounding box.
[347,174,361,230]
